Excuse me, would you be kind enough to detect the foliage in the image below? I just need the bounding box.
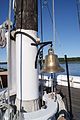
[59,57,80,63]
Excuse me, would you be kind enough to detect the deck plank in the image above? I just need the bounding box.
[58,85,80,120]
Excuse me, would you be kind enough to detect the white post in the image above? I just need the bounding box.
[10,40,16,91]
[7,0,12,119]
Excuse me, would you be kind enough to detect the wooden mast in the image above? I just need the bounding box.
[15,0,38,30]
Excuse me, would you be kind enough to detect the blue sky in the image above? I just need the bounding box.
[0,0,80,61]
[40,0,80,57]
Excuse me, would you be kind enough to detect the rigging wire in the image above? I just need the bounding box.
[40,0,44,106]
[43,0,56,51]
[52,0,56,52]
[21,0,23,29]
[43,0,65,55]
[39,0,43,70]
[44,0,63,54]
[76,0,80,30]
[43,0,65,57]
[43,0,53,23]
[13,14,16,29]
[20,0,23,112]
[40,0,43,43]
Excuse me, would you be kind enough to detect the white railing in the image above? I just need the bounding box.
[57,75,80,89]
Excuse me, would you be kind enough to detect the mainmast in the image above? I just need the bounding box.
[14,0,39,112]
[15,0,38,30]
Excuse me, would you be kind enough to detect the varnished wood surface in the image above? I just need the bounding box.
[0,72,7,87]
[0,71,7,75]
[58,85,80,120]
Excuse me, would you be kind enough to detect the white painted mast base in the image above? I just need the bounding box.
[16,98,39,112]
[16,29,39,112]
[16,95,58,120]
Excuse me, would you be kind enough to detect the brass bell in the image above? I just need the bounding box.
[42,48,65,73]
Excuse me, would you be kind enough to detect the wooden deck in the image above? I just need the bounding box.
[57,85,80,120]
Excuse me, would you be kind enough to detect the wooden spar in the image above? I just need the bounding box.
[15,0,38,30]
